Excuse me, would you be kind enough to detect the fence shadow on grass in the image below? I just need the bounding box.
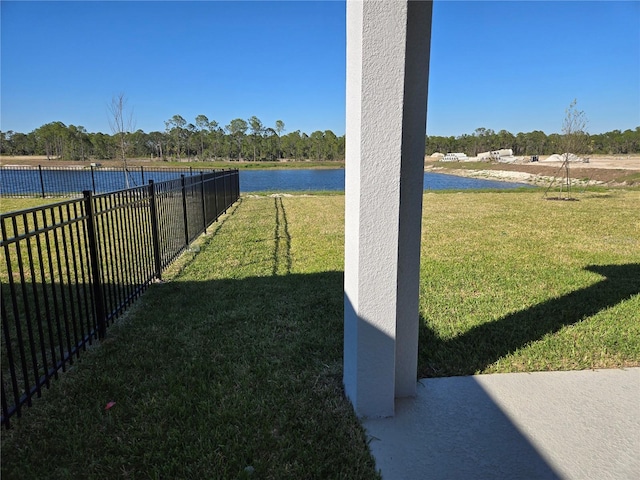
[1,271,372,478]
[418,263,640,377]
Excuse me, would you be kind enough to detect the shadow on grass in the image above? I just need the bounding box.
[4,263,637,477]
[418,263,640,377]
[2,194,636,477]
[365,264,638,479]
[2,271,383,478]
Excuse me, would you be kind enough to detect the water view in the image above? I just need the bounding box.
[239,169,531,192]
[0,167,532,197]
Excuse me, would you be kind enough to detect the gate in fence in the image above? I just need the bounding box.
[1,169,239,427]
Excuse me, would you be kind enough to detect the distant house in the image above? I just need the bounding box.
[442,152,468,162]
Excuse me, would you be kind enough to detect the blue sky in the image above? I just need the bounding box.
[1,1,638,137]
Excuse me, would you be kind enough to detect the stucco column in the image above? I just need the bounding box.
[344,0,432,417]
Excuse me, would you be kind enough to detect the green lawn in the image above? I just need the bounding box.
[418,189,639,376]
[1,194,376,479]
[0,197,62,214]
[2,189,639,478]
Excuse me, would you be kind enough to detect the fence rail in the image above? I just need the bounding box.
[0,165,221,197]
[1,169,239,427]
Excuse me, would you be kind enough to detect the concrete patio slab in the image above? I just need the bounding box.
[363,368,640,480]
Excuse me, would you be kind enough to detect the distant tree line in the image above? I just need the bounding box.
[2,120,638,161]
[0,115,345,162]
[425,127,640,157]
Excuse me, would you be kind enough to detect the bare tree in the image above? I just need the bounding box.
[248,116,264,161]
[275,120,285,160]
[558,99,588,199]
[108,93,135,188]
[195,114,210,159]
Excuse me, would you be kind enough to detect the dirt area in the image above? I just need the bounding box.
[427,155,640,186]
[0,156,155,168]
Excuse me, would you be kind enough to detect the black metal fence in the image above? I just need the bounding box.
[1,169,239,427]
[0,164,220,197]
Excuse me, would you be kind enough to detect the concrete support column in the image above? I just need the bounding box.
[344,0,432,418]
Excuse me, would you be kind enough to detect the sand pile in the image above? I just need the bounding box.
[542,153,586,163]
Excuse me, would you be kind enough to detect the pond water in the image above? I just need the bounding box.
[0,168,197,195]
[0,167,532,196]
[240,169,532,192]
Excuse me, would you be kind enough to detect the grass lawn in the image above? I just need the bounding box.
[2,189,639,478]
[1,194,376,479]
[0,197,64,213]
[418,189,639,376]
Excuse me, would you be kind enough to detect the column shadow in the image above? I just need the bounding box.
[418,263,640,377]
[365,375,565,479]
[363,263,638,479]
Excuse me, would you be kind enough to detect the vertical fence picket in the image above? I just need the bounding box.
[213,172,220,221]
[38,165,46,198]
[90,166,96,194]
[104,195,123,318]
[122,190,138,299]
[1,373,10,428]
[148,181,163,281]
[1,221,29,418]
[1,296,20,425]
[96,196,113,322]
[235,169,240,201]
[58,205,81,359]
[113,192,130,309]
[11,216,41,405]
[181,175,189,248]
[32,210,60,379]
[60,204,81,358]
[23,212,50,391]
[41,207,67,374]
[71,202,93,346]
[83,191,107,340]
[51,206,74,364]
[200,172,207,234]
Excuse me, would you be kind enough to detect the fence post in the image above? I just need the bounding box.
[148,181,163,281]
[213,170,220,222]
[83,190,107,339]
[38,165,46,198]
[90,166,96,194]
[234,169,240,202]
[224,170,230,213]
[141,165,145,185]
[181,175,189,248]
[200,172,207,233]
